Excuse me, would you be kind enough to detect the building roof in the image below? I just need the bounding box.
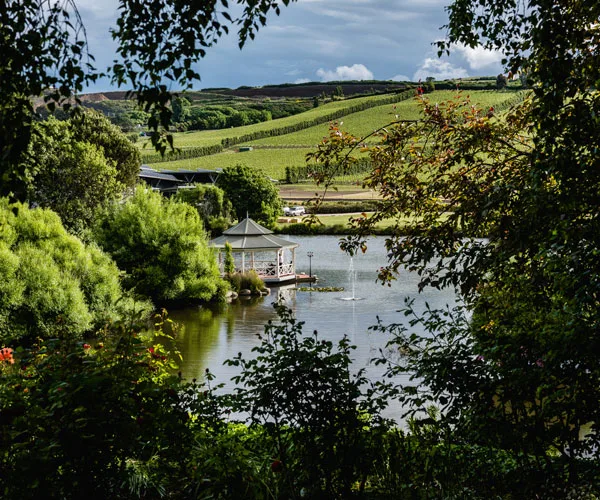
[223,217,273,236]
[139,166,220,190]
[210,218,299,251]
[138,170,182,182]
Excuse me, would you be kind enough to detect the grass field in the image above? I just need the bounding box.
[247,90,518,147]
[140,93,402,150]
[149,147,317,179]
[275,212,408,233]
[147,90,524,181]
[246,99,420,146]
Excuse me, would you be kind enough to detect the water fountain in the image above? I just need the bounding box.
[340,257,363,301]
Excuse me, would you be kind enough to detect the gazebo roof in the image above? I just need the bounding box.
[211,218,299,251]
[223,217,273,236]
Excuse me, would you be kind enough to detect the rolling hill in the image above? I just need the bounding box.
[143,89,526,182]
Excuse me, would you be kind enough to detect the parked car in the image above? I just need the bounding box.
[283,206,305,216]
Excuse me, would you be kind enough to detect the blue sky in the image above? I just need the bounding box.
[77,0,506,92]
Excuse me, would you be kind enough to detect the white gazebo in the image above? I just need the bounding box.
[210,218,299,284]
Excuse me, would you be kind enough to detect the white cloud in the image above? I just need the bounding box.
[452,44,504,70]
[390,74,411,82]
[413,58,469,81]
[294,78,311,84]
[316,64,374,81]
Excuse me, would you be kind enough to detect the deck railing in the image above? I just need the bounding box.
[219,260,295,278]
[253,261,294,277]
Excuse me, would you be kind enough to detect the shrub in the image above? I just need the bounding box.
[226,270,265,294]
[94,187,226,305]
[311,200,379,214]
[223,242,235,274]
[0,312,192,499]
[226,304,390,498]
[0,198,147,346]
[174,183,233,235]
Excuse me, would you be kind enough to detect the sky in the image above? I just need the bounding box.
[77,0,506,93]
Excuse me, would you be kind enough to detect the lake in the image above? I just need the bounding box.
[167,234,457,420]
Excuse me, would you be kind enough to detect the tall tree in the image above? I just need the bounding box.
[71,110,141,189]
[17,113,140,234]
[171,96,192,125]
[217,164,282,228]
[310,0,600,492]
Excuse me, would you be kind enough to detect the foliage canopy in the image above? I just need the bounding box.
[174,183,233,235]
[217,163,282,227]
[20,117,124,234]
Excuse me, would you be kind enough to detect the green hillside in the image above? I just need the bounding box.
[146,90,525,182]
[140,92,408,151]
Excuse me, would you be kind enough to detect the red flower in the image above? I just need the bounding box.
[0,347,14,364]
[83,343,91,349]
[271,460,283,473]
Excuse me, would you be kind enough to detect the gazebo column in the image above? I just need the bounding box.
[292,247,296,275]
[241,252,245,273]
[277,250,281,278]
[251,252,255,272]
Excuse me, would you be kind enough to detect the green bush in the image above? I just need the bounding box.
[223,242,235,274]
[225,270,265,294]
[0,198,147,346]
[0,313,193,500]
[94,187,226,305]
[226,304,390,498]
[284,157,373,184]
[276,222,350,235]
[311,200,380,214]
[174,183,233,235]
[140,143,224,163]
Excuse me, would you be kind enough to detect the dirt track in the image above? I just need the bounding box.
[278,187,380,201]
